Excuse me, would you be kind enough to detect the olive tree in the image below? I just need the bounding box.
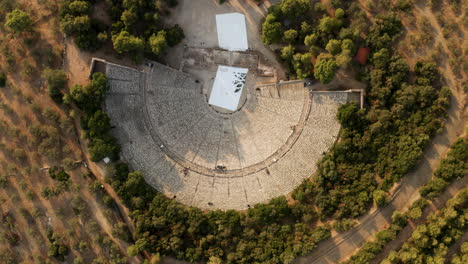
[5,9,33,33]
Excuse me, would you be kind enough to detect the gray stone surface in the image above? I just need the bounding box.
[105,61,349,210]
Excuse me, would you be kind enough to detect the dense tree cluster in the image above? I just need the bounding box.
[106,0,184,60]
[105,162,330,263]
[299,12,451,220]
[59,0,184,57]
[59,0,107,50]
[69,73,120,162]
[451,242,468,264]
[383,188,468,263]
[343,136,466,264]
[261,0,367,82]
[420,137,467,199]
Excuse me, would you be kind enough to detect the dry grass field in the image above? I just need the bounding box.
[0,0,139,263]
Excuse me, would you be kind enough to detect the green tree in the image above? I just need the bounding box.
[70,72,109,112]
[121,9,137,27]
[112,30,145,54]
[166,24,185,47]
[373,190,389,207]
[300,21,313,36]
[283,29,298,43]
[318,16,342,34]
[60,15,91,35]
[86,110,111,138]
[89,138,118,162]
[372,48,390,69]
[325,39,341,55]
[281,45,295,60]
[314,53,338,84]
[0,72,6,87]
[335,8,345,19]
[261,14,282,45]
[337,103,365,129]
[304,33,318,47]
[149,30,167,56]
[207,256,222,264]
[336,49,352,67]
[68,1,91,14]
[391,210,407,227]
[5,9,33,33]
[43,69,68,103]
[341,39,354,52]
[279,0,310,18]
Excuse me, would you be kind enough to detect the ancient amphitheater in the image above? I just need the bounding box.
[103,61,354,210]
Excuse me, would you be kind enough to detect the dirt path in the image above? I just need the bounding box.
[72,117,139,239]
[63,34,142,262]
[63,31,138,237]
[71,116,143,264]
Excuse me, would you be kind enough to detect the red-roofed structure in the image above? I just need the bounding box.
[355,47,370,65]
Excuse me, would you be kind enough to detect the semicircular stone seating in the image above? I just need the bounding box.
[104,61,349,210]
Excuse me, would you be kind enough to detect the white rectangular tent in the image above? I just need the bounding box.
[209,65,248,111]
[215,13,249,51]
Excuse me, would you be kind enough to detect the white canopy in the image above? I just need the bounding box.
[215,13,249,51]
[209,66,248,111]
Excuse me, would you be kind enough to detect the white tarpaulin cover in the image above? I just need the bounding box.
[216,13,249,51]
[209,66,248,111]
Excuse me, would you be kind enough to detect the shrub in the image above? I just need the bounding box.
[149,30,168,56]
[333,218,357,232]
[0,72,6,87]
[420,177,448,199]
[335,8,345,19]
[5,9,33,33]
[283,29,298,43]
[112,222,132,242]
[261,14,282,45]
[373,190,389,207]
[48,166,70,182]
[43,69,68,103]
[166,24,185,47]
[391,210,407,227]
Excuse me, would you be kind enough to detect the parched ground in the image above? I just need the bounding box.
[0,1,140,263]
